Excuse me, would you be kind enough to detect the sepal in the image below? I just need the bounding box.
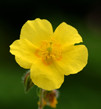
[23,70,34,92]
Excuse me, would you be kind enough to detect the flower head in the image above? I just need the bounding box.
[10,18,88,90]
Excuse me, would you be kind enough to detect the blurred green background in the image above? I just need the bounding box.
[0,0,101,109]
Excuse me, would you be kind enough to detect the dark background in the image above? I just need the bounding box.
[0,0,101,109]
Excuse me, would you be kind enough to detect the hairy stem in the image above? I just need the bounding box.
[38,89,43,109]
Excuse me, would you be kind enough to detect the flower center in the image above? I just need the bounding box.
[35,39,62,65]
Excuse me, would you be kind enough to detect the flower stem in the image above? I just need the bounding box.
[38,89,44,109]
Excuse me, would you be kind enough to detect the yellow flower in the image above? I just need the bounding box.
[10,18,88,90]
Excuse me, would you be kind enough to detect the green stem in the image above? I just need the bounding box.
[38,89,44,109]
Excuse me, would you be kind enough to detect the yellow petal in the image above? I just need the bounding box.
[56,45,88,75]
[15,56,31,69]
[53,22,83,46]
[50,97,57,108]
[20,18,53,47]
[30,61,64,90]
[10,39,38,69]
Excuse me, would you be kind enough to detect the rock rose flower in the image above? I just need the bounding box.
[10,18,88,90]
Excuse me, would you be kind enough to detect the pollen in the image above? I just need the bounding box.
[35,39,62,65]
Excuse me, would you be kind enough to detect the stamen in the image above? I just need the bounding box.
[35,40,62,65]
